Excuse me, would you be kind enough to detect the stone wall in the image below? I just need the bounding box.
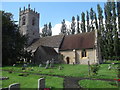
[60,48,100,65]
[19,8,40,45]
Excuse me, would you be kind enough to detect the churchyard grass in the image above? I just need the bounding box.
[79,79,117,88]
[2,63,118,79]
[2,71,63,88]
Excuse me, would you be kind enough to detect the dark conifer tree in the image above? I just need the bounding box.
[81,12,86,33]
[86,11,90,32]
[71,16,76,34]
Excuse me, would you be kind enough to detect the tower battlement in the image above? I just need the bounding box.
[19,4,39,16]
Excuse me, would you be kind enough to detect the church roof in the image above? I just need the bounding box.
[59,31,95,51]
[27,34,64,51]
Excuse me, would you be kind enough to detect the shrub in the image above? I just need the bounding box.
[90,64,100,75]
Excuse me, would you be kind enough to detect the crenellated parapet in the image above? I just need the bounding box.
[19,4,39,17]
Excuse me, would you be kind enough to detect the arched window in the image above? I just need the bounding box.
[81,49,87,58]
[22,16,26,25]
[32,17,35,26]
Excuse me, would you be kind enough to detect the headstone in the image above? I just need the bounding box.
[39,64,42,67]
[23,64,27,67]
[0,77,9,80]
[50,58,54,68]
[108,64,112,70]
[13,64,16,67]
[9,83,20,90]
[58,66,62,70]
[38,78,45,90]
[45,60,49,69]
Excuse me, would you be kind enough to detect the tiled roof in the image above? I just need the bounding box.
[59,31,95,50]
[27,34,64,51]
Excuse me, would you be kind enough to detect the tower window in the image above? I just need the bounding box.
[81,49,87,58]
[32,17,35,26]
[22,16,26,25]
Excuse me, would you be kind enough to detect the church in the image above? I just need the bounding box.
[19,5,102,65]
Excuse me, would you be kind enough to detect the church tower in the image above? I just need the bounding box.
[19,4,40,45]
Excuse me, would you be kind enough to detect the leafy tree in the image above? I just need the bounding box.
[61,19,67,34]
[77,15,80,33]
[81,12,86,33]
[86,11,90,32]
[42,24,48,37]
[71,16,76,34]
[42,23,52,37]
[2,11,27,65]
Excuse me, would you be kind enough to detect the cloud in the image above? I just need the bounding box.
[52,24,62,35]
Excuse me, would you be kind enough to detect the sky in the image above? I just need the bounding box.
[1,2,106,35]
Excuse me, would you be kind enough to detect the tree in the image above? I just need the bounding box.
[42,22,52,37]
[61,19,67,34]
[71,16,76,34]
[90,8,94,31]
[112,1,119,59]
[77,15,80,33]
[81,12,86,33]
[48,22,52,36]
[42,24,48,37]
[2,11,27,65]
[117,0,120,31]
[97,4,105,59]
[104,2,114,59]
[94,12,98,30]
[86,11,90,32]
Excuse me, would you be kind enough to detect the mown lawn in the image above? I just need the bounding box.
[2,63,119,79]
[1,71,63,89]
[79,79,118,88]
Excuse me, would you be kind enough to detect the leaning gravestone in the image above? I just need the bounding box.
[9,83,20,90]
[38,78,45,90]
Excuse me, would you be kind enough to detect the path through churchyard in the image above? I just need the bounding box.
[2,70,115,89]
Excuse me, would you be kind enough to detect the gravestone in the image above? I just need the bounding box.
[0,77,9,80]
[13,64,16,67]
[58,66,62,70]
[9,83,20,90]
[108,64,112,70]
[39,64,42,67]
[50,58,54,68]
[45,60,49,69]
[38,78,45,90]
[23,64,27,67]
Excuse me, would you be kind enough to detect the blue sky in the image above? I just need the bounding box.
[2,2,105,27]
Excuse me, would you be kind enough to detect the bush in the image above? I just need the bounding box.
[90,64,100,75]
